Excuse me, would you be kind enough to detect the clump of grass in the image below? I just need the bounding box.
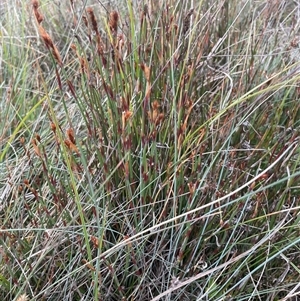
[1,0,300,300]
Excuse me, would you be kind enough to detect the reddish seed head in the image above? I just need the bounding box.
[32,0,43,24]
[151,100,160,110]
[90,236,99,248]
[66,128,76,145]
[140,63,150,82]
[109,11,119,33]
[37,25,62,65]
[31,0,39,9]
[82,15,88,28]
[35,134,41,142]
[86,7,98,33]
[52,45,62,66]
[70,44,77,51]
[35,11,44,24]
[64,140,71,148]
[38,26,54,49]
[50,122,56,132]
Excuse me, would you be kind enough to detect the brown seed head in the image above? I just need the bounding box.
[31,0,39,9]
[52,46,62,66]
[140,63,151,82]
[82,15,88,28]
[91,236,99,248]
[70,44,77,52]
[35,134,41,142]
[32,138,41,157]
[50,122,56,133]
[66,128,76,145]
[86,7,98,34]
[32,0,43,24]
[151,100,160,110]
[38,25,54,49]
[109,11,119,33]
[38,25,62,65]
[34,11,44,24]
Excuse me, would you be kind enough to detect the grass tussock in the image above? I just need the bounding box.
[1,0,300,300]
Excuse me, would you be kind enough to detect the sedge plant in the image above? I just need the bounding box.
[1,0,300,300]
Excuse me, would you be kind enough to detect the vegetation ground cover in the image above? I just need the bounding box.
[1,0,300,300]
